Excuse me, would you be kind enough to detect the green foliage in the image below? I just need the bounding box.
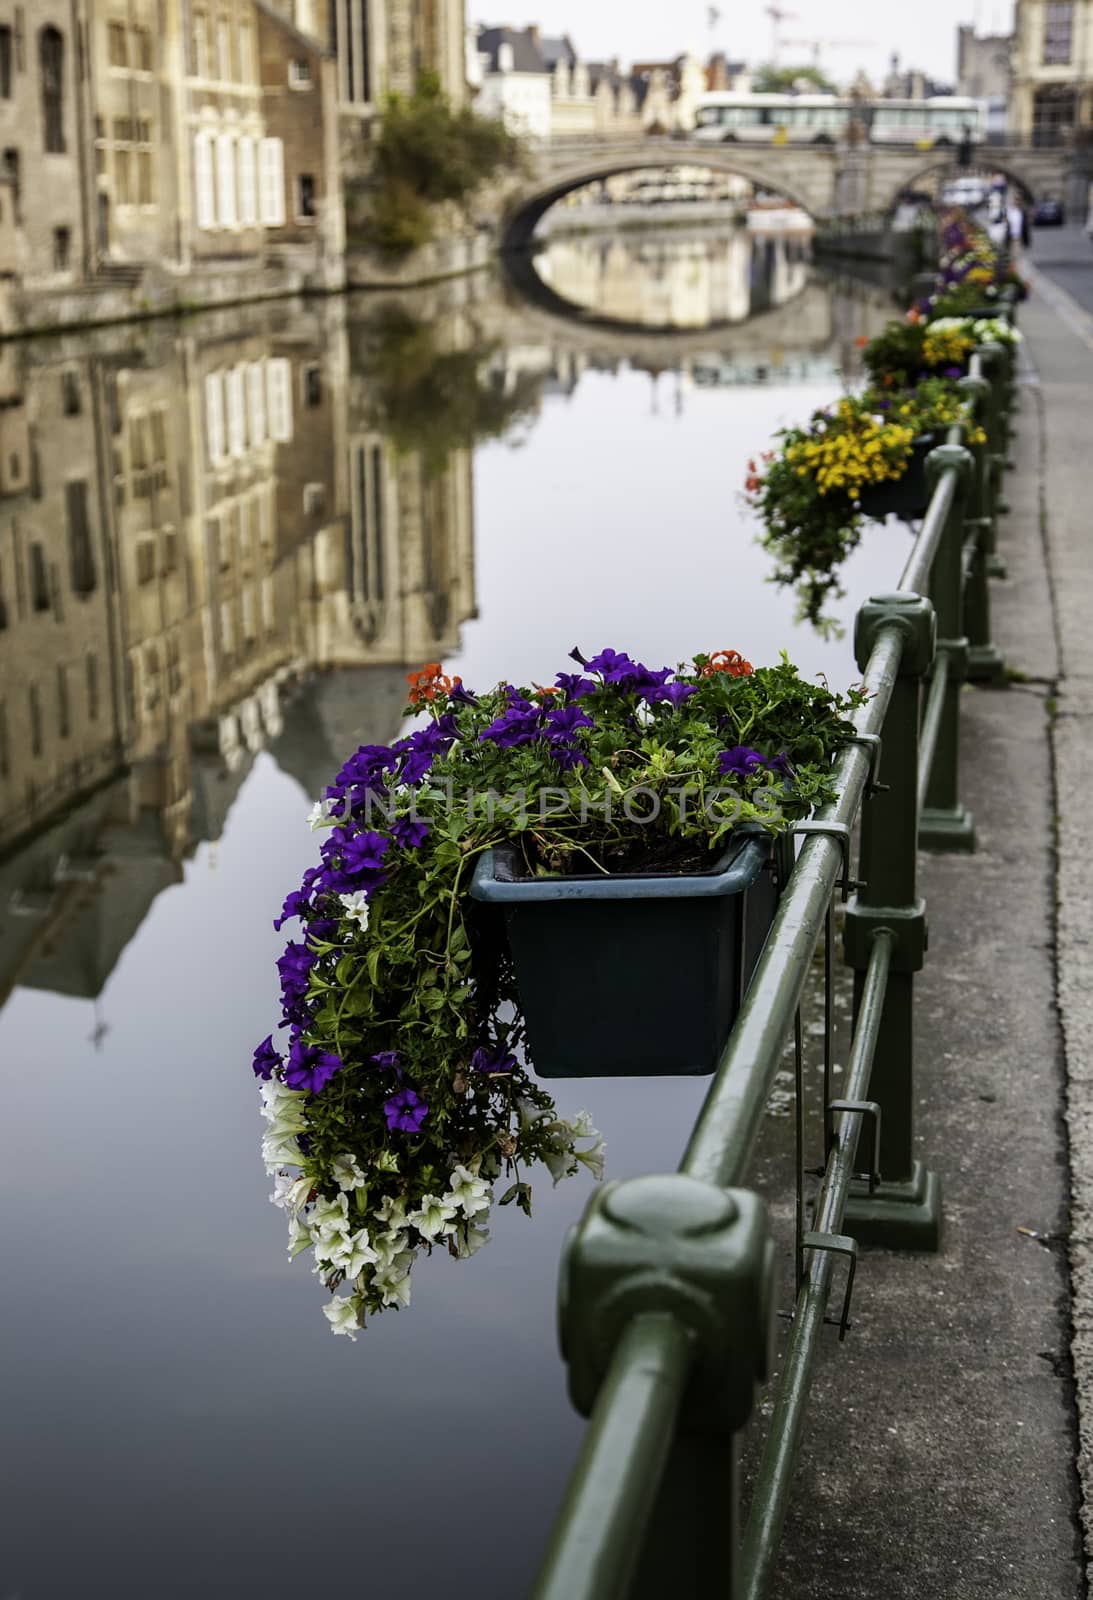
[752,63,838,95]
[367,74,524,259]
[361,307,542,475]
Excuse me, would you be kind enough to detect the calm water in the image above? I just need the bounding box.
[0,225,907,1598]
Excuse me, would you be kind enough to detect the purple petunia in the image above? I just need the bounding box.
[252,1035,282,1080]
[320,827,390,892]
[644,681,697,708]
[449,681,478,706]
[479,706,543,749]
[391,817,430,850]
[719,746,767,778]
[471,1043,517,1076]
[384,1086,428,1133]
[284,1038,344,1095]
[371,1050,400,1070]
[545,704,594,741]
[554,672,597,700]
[277,941,316,1011]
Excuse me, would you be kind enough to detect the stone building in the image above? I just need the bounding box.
[0,5,87,289]
[956,26,1014,139]
[1012,0,1093,145]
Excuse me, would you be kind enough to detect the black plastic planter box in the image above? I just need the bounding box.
[857,433,936,522]
[469,834,784,1079]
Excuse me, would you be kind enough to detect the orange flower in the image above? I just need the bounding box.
[700,650,754,679]
[406,663,454,705]
[854,335,869,348]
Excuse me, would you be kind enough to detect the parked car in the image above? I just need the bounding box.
[1033,198,1066,226]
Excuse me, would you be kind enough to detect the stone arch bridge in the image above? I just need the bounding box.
[499,137,1071,248]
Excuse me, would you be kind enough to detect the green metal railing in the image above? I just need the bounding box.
[532,297,1019,1600]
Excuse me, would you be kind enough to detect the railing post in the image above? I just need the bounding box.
[843,592,942,1249]
[959,358,1006,684]
[919,441,976,853]
[545,1175,777,1599]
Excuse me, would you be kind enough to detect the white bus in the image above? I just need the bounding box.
[692,93,986,149]
[868,97,985,147]
[693,93,850,145]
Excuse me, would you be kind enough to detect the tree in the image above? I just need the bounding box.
[752,64,838,96]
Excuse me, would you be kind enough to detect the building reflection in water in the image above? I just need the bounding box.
[533,215,814,328]
[0,293,481,1011]
[0,252,892,1016]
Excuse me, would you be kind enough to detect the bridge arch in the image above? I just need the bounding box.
[876,152,1048,213]
[500,145,828,251]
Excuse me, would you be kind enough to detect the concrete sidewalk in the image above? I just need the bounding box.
[750,265,1093,1596]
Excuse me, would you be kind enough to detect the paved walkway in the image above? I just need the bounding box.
[755,256,1093,1596]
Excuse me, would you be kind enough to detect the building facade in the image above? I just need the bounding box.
[1012,0,1093,144]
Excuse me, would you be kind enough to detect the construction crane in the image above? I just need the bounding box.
[781,36,877,73]
[765,5,800,66]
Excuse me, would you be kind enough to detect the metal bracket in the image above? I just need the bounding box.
[802,1231,859,1341]
[826,1100,882,1196]
[844,731,888,795]
[791,821,862,901]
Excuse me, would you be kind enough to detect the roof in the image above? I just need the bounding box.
[476,26,549,75]
[539,34,577,70]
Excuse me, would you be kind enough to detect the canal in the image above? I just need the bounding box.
[0,220,908,1597]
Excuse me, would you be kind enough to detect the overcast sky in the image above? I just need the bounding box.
[470,0,1016,88]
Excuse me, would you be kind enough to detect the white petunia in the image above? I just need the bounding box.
[270,1170,311,1212]
[259,1080,309,1126]
[262,1130,303,1172]
[341,1229,380,1278]
[331,1152,367,1191]
[375,1194,408,1230]
[309,1192,350,1242]
[339,891,370,930]
[287,1214,312,1259]
[407,1194,458,1242]
[372,1227,411,1270]
[322,1294,363,1339]
[447,1163,492,1220]
[454,1221,490,1259]
[570,1110,598,1140]
[576,1140,607,1182]
[373,1252,414,1308]
[307,797,338,831]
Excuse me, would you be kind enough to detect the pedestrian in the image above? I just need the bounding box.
[986,190,1008,251]
[1007,198,1025,260]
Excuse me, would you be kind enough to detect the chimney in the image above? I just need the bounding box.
[528,25,540,43]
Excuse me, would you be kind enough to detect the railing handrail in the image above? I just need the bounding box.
[533,282,1016,1599]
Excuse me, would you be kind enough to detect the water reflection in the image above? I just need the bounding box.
[532,216,813,329]
[0,251,908,1598]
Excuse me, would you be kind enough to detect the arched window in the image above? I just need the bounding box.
[40,27,65,154]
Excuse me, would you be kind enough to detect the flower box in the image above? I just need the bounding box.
[857,434,936,522]
[469,833,786,1078]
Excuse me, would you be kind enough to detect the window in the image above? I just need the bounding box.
[227,366,246,456]
[136,538,155,585]
[163,528,178,573]
[289,58,312,88]
[304,365,322,407]
[28,684,41,757]
[129,413,148,470]
[241,584,255,642]
[297,173,317,221]
[216,132,237,226]
[216,15,231,81]
[3,150,19,222]
[194,131,215,228]
[56,663,70,738]
[86,653,99,721]
[192,12,209,78]
[266,358,293,442]
[220,599,234,654]
[338,0,371,102]
[246,362,266,443]
[1043,3,1074,64]
[237,136,257,225]
[114,146,132,204]
[303,482,326,516]
[62,370,81,416]
[0,26,12,97]
[30,543,49,612]
[205,372,226,461]
[238,22,252,83]
[66,481,96,595]
[261,574,274,632]
[258,137,285,225]
[151,407,167,463]
[40,27,65,153]
[133,26,152,71]
[53,226,70,270]
[107,20,127,67]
